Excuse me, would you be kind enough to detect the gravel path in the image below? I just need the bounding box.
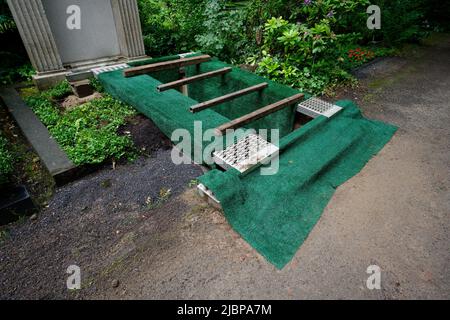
[0,150,202,299]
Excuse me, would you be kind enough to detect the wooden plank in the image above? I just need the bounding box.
[215,93,305,136]
[123,55,211,77]
[157,67,232,92]
[178,68,188,96]
[190,83,268,113]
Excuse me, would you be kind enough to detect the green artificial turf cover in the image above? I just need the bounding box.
[99,56,300,163]
[99,56,397,269]
[199,100,397,268]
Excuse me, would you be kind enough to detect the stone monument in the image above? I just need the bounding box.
[7,0,146,89]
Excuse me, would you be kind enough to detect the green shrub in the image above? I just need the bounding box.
[0,62,35,86]
[250,0,412,94]
[253,16,360,94]
[138,0,206,56]
[0,134,14,184]
[25,84,137,166]
[40,80,72,100]
[136,0,436,94]
[0,0,15,35]
[0,1,35,85]
[425,0,450,31]
[373,0,428,45]
[90,78,105,93]
[195,0,248,61]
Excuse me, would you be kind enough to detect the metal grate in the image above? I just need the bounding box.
[178,52,195,58]
[213,134,279,173]
[91,63,129,77]
[297,97,342,118]
[197,183,220,205]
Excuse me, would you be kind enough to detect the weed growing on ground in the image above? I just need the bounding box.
[0,228,10,244]
[145,187,172,210]
[0,134,14,184]
[188,179,199,188]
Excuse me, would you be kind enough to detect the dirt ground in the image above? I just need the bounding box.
[1,35,449,300]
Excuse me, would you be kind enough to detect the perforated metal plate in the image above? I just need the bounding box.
[213,134,279,173]
[91,63,129,77]
[178,52,195,58]
[197,183,220,205]
[297,97,342,118]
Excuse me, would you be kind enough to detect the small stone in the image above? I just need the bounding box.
[30,214,38,221]
[112,279,120,288]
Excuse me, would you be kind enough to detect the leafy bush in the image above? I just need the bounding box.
[0,1,34,85]
[25,82,137,165]
[0,0,15,35]
[40,80,72,100]
[90,78,105,93]
[195,0,251,61]
[253,16,360,94]
[138,0,258,62]
[136,0,440,94]
[0,61,35,85]
[249,0,420,94]
[138,0,206,56]
[0,134,14,184]
[425,0,450,31]
[0,14,15,34]
[373,0,428,45]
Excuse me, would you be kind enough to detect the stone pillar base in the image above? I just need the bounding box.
[33,70,68,90]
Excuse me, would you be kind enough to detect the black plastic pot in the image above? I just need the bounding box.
[0,185,37,225]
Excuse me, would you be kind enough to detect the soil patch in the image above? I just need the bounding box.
[119,114,172,154]
[60,92,103,110]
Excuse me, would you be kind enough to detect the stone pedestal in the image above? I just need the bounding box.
[7,0,146,89]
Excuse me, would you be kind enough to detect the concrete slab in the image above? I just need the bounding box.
[0,87,75,178]
[69,79,94,98]
[32,70,68,90]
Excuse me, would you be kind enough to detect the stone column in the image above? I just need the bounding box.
[7,0,65,73]
[112,0,146,59]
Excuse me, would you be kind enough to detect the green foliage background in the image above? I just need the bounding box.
[138,0,445,94]
[0,0,34,85]
[0,0,447,91]
[0,133,14,184]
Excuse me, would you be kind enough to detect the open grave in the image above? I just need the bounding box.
[95,53,397,269]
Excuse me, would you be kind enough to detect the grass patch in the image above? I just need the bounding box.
[0,228,10,244]
[0,133,14,185]
[24,81,137,166]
